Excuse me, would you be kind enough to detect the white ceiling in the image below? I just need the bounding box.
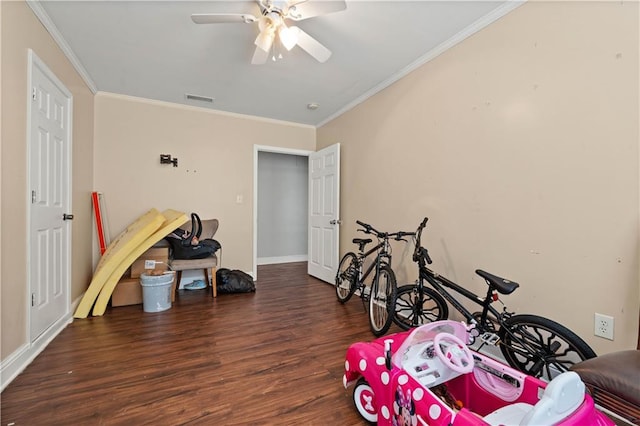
[33,1,521,127]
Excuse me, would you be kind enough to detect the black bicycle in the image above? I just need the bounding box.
[392,217,596,381]
[336,220,414,337]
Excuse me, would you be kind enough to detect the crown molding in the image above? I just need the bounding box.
[26,0,98,94]
[316,0,526,128]
[97,92,316,130]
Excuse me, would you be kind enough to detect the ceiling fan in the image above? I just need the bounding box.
[191,0,346,64]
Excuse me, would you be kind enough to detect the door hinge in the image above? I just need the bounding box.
[31,190,36,204]
[32,293,35,307]
[32,87,37,101]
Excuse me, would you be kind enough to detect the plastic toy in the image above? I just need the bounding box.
[343,320,613,425]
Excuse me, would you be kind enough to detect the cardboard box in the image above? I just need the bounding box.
[131,247,169,278]
[112,274,176,307]
[112,277,143,307]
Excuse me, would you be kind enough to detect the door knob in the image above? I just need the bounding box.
[63,213,74,221]
[330,219,342,225]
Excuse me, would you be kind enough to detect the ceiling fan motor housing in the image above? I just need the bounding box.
[262,0,290,15]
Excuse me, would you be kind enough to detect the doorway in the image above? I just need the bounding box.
[257,151,309,265]
[253,146,312,279]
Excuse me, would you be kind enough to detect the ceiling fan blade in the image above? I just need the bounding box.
[251,45,270,65]
[191,13,257,24]
[286,0,346,21]
[292,27,331,63]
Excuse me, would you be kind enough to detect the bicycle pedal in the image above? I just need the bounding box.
[480,332,500,346]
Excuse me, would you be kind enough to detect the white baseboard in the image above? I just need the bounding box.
[1,311,73,392]
[257,255,308,265]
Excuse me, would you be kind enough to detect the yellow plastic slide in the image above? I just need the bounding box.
[74,208,165,318]
[91,209,189,316]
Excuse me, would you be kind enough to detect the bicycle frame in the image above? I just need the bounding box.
[356,239,392,290]
[338,220,417,336]
[420,268,566,372]
[420,267,502,331]
[404,260,539,378]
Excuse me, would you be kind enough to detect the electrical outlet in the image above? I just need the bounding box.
[594,313,614,340]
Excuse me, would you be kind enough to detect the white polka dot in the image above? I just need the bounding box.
[381,371,389,385]
[359,359,367,371]
[413,388,424,401]
[376,356,386,365]
[342,375,347,388]
[381,405,390,419]
[345,360,350,371]
[429,404,442,419]
[398,374,409,385]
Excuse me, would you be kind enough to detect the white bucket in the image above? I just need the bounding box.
[140,272,174,313]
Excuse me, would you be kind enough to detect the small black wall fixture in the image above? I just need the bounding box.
[160,154,178,167]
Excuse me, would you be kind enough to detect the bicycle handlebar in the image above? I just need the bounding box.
[355,220,373,233]
[394,231,416,241]
[355,220,414,241]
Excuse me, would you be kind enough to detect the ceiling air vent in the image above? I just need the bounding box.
[185,93,214,103]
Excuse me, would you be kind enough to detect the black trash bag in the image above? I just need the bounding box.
[216,268,256,294]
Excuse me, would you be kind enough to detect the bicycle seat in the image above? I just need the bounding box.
[475,270,519,294]
[352,238,372,252]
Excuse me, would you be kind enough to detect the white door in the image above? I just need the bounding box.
[28,50,72,340]
[308,143,340,283]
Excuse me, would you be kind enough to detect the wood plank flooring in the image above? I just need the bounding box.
[1,262,397,425]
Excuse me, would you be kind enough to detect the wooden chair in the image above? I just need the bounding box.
[168,218,219,298]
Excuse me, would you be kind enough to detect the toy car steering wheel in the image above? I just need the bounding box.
[433,332,474,374]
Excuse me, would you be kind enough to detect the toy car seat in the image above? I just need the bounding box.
[483,371,585,425]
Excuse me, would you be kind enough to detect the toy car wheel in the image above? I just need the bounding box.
[353,377,377,423]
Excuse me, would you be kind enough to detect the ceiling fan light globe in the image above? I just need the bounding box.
[278,25,299,51]
[258,14,275,32]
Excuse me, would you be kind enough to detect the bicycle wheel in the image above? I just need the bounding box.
[393,285,448,330]
[368,265,397,337]
[336,252,358,303]
[498,314,597,381]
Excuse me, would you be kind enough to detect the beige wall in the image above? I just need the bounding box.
[1,0,637,374]
[1,1,94,359]
[93,93,315,274]
[318,1,639,354]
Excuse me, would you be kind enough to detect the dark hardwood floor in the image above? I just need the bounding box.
[1,262,395,425]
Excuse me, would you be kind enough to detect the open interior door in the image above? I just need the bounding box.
[308,144,340,283]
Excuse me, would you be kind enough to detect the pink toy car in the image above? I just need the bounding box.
[343,320,613,425]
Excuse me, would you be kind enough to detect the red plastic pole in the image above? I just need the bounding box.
[92,191,107,255]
